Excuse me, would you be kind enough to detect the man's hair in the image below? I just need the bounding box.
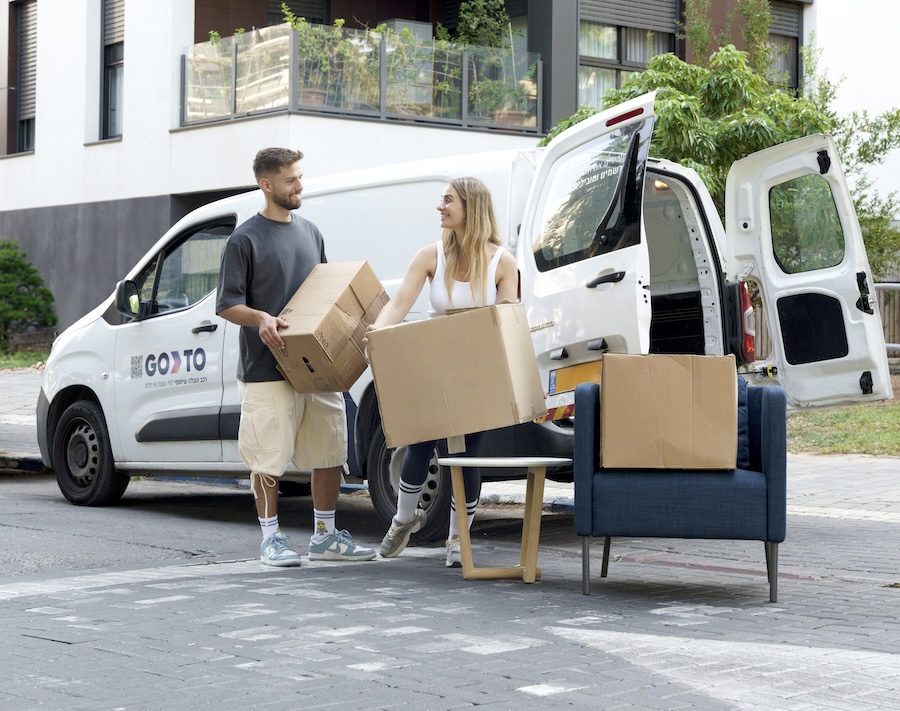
[253,148,304,181]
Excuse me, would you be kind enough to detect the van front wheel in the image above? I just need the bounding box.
[53,401,129,506]
[366,427,450,543]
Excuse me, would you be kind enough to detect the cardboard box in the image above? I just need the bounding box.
[599,354,737,469]
[271,261,388,392]
[367,303,547,448]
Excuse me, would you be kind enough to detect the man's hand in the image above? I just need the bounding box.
[259,313,290,351]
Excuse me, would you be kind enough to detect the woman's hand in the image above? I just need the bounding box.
[363,324,376,364]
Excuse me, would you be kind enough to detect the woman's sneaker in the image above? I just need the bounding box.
[308,530,376,561]
[379,509,427,558]
[260,531,302,567]
[445,535,462,568]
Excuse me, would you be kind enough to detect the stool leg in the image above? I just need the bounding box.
[450,466,475,577]
[521,467,546,583]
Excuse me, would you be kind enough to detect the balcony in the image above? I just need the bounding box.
[181,22,542,133]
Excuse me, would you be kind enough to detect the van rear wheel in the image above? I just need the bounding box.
[366,426,451,543]
[53,401,129,506]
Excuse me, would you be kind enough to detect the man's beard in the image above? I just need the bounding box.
[274,192,301,211]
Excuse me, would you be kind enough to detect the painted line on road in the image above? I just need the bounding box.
[548,627,900,709]
[788,505,900,524]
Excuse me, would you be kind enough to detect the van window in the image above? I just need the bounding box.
[769,173,844,274]
[532,118,652,271]
[136,220,235,316]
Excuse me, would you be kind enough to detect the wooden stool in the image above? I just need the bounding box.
[437,456,573,583]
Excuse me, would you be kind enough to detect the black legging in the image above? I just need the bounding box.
[399,431,483,504]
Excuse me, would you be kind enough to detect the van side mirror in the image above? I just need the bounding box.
[114,280,143,318]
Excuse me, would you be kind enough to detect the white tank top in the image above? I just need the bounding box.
[427,241,504,318]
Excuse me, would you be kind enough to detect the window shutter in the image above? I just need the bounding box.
[770,1,801,36]
[268,0,325,25]
[579,0,679,35]
[103,0,124,45]
[17,0,38,121]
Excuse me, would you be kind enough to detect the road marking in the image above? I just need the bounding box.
[788,505,900,524]
[549,628,900,708]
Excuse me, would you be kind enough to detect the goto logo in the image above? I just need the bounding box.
[145,348,206,377]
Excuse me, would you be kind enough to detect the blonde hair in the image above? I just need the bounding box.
[441,177,502,304]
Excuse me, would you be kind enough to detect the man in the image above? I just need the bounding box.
[216,147,375,566]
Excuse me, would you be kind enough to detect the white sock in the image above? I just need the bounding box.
[448,498,477,538]
[396,481,425,523]
[259,515,280,540]
[313,509,335,539]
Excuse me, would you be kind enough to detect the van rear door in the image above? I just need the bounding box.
[518,92,656,409]
[725,134,893,407]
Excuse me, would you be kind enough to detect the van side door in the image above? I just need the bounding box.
[725,134,893,407]
[518,92,656,410]
[113,219,234,463]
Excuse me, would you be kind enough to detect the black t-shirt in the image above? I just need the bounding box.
[216,212,326,382]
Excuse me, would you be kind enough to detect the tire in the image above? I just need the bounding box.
[52,401,129,506]
[366,426,453,543]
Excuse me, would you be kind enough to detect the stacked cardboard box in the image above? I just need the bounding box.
[271,261,388,392]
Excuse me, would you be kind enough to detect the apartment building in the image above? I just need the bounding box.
[2,0,815,329]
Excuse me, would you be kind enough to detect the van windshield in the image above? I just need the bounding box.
[533,118,652,271]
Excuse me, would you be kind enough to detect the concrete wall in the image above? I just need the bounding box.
[0,196,172,329]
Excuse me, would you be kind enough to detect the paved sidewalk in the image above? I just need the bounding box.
[2,369,900,709]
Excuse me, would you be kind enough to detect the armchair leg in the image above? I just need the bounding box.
[601,536,611,578]
[582,537,591,595]
[765,541,779,603]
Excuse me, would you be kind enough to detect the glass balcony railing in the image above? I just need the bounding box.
[181,22,542,132]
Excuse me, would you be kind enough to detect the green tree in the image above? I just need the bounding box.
[451,0,511,48]
[0,240,58,350]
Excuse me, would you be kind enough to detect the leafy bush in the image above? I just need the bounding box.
[0,239,58,351]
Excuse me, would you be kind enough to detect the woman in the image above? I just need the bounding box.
[366,176,519,566]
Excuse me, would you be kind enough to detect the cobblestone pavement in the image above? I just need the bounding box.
[1,370,899,710]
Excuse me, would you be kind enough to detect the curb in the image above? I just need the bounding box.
[0,454,49,474]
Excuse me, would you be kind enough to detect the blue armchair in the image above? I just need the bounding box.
[573,379,787,602]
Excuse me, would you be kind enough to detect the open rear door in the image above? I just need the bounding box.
[725,134,893,408]
[519,92,656,410]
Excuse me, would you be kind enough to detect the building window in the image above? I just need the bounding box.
[102,0,124,138]
[769,1,801,88]
[15,0,37,152]
[578,20,674,108]
[268,0,324,26]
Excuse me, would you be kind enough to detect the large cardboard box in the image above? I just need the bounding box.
[599,353,737,469]
[367,303,546,448]
[271,261,388,392]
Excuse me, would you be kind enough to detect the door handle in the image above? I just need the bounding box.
[586,271,625,288]
[191,323,218,334]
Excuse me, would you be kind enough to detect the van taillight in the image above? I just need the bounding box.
[740,282,756,363]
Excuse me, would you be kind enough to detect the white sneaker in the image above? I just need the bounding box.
[379,510,427,558]
[260,532,302,567]
[446,535,461,568]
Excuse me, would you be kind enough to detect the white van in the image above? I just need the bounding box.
[37,92,893,541]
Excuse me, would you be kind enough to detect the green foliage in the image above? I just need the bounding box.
[0,240,57,350]
[788,385,900,456]
[678,0,712,65]
[538,104,599,147]
[453,0,512,48]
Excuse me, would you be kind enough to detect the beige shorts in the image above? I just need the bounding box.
[237,380,347,476]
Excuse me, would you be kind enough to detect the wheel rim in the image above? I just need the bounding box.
[64,418,99,488]
[386,445,443,515]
